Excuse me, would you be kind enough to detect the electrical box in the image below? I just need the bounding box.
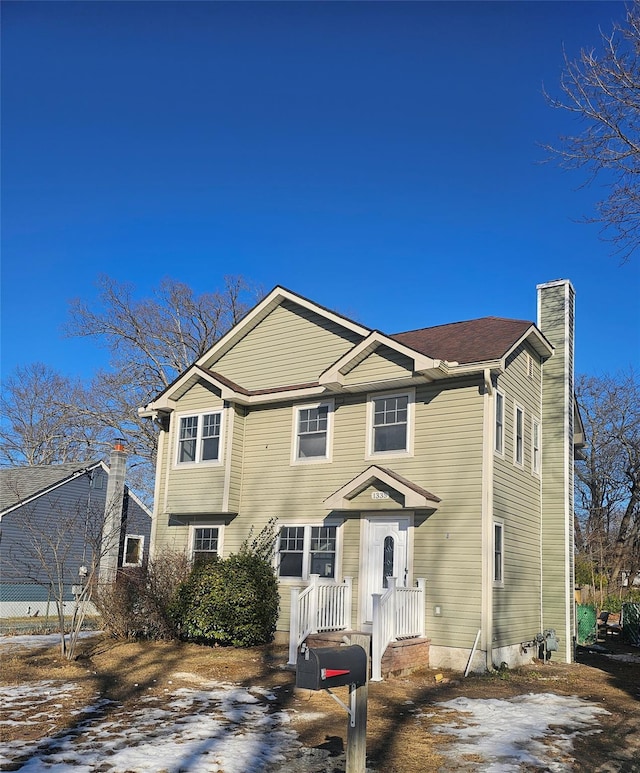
[296,645,367,690]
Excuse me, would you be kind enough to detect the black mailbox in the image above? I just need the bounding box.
[296,644,367,690]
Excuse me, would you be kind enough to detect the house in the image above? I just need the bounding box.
[139,279,581,674]
[0,443,152,619]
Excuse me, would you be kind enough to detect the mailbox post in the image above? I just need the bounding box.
[296,634,370,773]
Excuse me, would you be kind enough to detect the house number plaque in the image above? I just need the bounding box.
[371,491,389,500]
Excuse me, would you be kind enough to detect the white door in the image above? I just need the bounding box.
[361,516,410,625]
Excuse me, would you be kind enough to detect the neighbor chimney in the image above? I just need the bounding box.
[99,439,127,585]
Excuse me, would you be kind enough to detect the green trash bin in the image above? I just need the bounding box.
[577,604,597,645]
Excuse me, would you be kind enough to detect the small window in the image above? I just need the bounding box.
[123,535,144,567]
[176,411,223,465]
[514,404,524,466]
[278,524,338,580]
[192,526,220,565]
[368,390,413,457]
[532,418,541,475]
[495,391,505,455]
[293,401,333,463]
[493,523,503,583]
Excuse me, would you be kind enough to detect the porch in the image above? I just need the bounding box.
[288,574,429,680]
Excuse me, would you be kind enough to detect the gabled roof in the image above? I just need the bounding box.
[140,288,554,415]
[391,317,553,364]
[0,461,152,519]
[0,461,104,516]
[324,465,441,511]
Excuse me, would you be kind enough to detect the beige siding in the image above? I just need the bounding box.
[539,282,575,659]
[493,343,544,646]
[343,346,414,386]
[163,382,228,515]
[214,299,362,390]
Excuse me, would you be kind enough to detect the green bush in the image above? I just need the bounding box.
[171,552,279,647]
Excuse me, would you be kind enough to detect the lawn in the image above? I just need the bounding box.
[1,633,639,772]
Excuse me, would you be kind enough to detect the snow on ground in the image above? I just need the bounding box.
[0,631,101,651]
[421,693,610,773]
[0,635,614,772]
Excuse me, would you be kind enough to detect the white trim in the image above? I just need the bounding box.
[513,402,525,467]
[123,534,145,567]
[188,522,225,562]
[365,388,415,460]
[531,416,541,476]
[222,402,235,511]
[323,465,439,510]
[494,389,505,457]
[290,399,335,465]
[173,408,225,468]
[481,369,495,669]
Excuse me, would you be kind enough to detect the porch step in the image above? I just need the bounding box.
[304,631,431,679]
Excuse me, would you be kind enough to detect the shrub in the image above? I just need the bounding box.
[171,551,279,647]
[94,549,190,640]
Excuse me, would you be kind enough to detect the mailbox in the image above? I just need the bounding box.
[296,644,367,690]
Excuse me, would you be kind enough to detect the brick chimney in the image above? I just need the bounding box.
[99,439,127,585]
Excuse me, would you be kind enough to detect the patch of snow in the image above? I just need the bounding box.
[428,692,610,772]
[0,631,101,650]
[604,653,640,664]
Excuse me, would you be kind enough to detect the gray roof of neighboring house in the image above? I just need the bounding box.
[0,462,101,514]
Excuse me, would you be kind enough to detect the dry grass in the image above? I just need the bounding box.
[1,635,639,772]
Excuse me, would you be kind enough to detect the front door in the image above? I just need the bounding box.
[361,515,410,625]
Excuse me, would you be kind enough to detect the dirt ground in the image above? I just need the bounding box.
[1,633,639,772]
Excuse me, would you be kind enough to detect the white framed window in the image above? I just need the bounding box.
[277,524,339,580]
[175,410,223,465]
[123,535,144,567]
[189,524,224,565]
[514,403,524,466]
[493,522,504,584]
[532,417,541,475]
[494,390,505,455]
[367,389,414,458]
[291,400,334,464]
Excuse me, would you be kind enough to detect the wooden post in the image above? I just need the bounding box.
[346,633,370,773]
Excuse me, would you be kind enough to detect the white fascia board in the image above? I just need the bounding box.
[324,466,439,510]
[196,286,372,370]
[319,331,442,388]
[504,326,554,361]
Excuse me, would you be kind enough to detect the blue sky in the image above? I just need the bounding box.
[2,0,639,383]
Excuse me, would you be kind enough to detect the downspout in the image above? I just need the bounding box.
[481,368,494,671]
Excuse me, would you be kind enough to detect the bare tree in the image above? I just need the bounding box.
[4,486,122,660]
[1,276,258,502]
[544,1,640,260]
[575,371,640,601]
[0,363,106,467]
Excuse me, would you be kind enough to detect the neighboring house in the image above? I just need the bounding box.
[0,443,152,618]
[140,279,581,673]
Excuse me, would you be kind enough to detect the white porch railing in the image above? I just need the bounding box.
[288,575,353,665]
[371,578,425,681]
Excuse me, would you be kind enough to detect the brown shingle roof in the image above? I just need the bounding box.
[390,317,535,364]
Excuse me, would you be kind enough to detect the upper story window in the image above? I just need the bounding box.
[532,417,541,475]
[292,400,333,463]
[494,391,505,455]
[176,410,223,465]
[368,390,414,457]
[278,524,338,580]
[514,404,524,466]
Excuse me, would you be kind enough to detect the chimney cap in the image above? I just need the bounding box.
[113,438,126,452]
